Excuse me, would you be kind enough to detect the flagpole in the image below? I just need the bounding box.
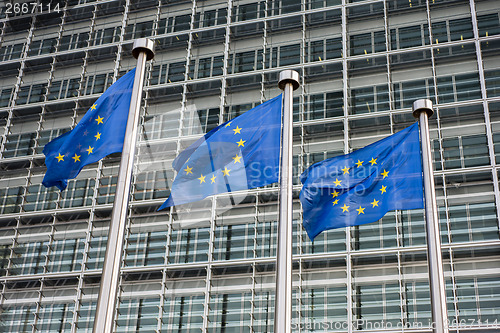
[413,99,449,333]
[275,70,299,333]
[93,38,154,333]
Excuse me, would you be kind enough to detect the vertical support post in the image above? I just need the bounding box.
[93,38,155,333]
[275,70,300,333]
[413,99,449,333]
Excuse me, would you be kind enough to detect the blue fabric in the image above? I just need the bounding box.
[300,123,424,241]
[159,94,282,210]
[43,69,135,191]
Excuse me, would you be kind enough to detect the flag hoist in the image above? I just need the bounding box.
[93,38,155,333]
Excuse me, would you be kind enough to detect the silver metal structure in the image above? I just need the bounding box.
[413,99,449,333]
[93,38,155,333]
[275,70,300,333]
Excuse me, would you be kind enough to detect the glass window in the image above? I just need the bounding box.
[124,230,167,267]
[351,84,389,114]
[162,294,205,331]
[16,86,31,105]
[447,200,498,243]
[0,88,13,107]
[133,169,171,201]
[3,132,36,158]
[449,17,473,41]
[28,40,42,56]
[237,3,258,21]
[198,57,212,78]
[117,298,160,332]
[47,238,85,273]
[432,21,448,44]
[0,305,36,331]
[279,44,300,66]
[86,235,107,270]
[168,227,210,264]
[41,38,57,54]
[478,13,500,37]
[60,178,95,208]
[37,303,74,332]
[76,301,97,331]
[300,287,347,327]
[97,172,117,205]
[0,244,10,276]
[391,24,428,49]
[9,240,48,275]
[353,213,398,250]
[403,281,432,326]
[168,62,185,82]
[0,187,24,214]
[209,293,252,331]
[485,69,500,98]
[174,14,191,32]
[135,21,154,38]
[441,134,489,170]
[213,55,224,76]
[353,282,401,326]
[393,78,433,109]
[234,50,256,73]
[350,33,371,56]
[24,184,58,211]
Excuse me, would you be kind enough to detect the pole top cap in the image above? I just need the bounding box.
[132,38,155,61]
[412,99,434,118]
[278,70,300,91]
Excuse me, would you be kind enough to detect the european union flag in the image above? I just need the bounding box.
[300,123,424,241]
[159,94,282,210]
[43,69,135,191]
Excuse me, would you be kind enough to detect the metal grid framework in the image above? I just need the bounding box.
[0,0,499,332]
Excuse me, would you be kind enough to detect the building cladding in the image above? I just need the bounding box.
[0,0,499,331]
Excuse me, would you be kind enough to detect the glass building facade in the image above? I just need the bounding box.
[0,0,499,331]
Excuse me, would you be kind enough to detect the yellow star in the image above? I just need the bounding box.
[86,146,94,154]
[233,154,242,163]
[237,139,246,147]
[332,199,339,206]
[341,204,349,212]
[380,185,387,194]
[95,132,101,140]
[356,206,365,215]
[333,178,342,186]
[211,175,216,183]
[331,190,339,198]
[95,116,104,124]
[233,126,242,134]
[184,165,193,175]
[371,199,379,207]
[198,174,206,184]
[369,158,377,165]
[90,104,97,110]
[225,122,232,128]
[72,153,81,162]
[355,160,363,168]
[222,167,231,176]
[56,153,65,162]
[381,169,389,179]
[342,166,350,174]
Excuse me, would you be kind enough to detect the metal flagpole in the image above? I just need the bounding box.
[93,38,154,333]
[413,99,449,333]
[275,70,300,333]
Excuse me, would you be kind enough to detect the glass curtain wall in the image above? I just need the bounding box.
[0,0,499,332]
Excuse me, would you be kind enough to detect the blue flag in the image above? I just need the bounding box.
[300,123,424,241]
[159,94,282,210]
[43,69,135,190]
